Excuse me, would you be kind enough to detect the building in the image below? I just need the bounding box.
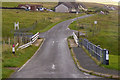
[55,2,86,13]
[18,4,43,11]
[104,5,116,10]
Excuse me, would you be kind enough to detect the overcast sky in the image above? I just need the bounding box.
[112,0,119,2]
[1,0,119,4]
[76,0,119,2]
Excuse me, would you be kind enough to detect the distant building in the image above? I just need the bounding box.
[55,2,86,13]
[104,5,116,10]
[18,4,43,11]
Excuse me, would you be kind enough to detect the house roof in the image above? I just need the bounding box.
[18,4,43,8]
[62,2,75,9]
[55,2,86,9]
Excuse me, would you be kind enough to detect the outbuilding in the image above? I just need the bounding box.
[18,4,43,11]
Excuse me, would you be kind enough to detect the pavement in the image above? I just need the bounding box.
[72,47,120,79]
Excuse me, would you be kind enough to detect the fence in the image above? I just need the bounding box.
[82,39,109,65]
[14,32,33,44]
[17,32,39,50]
[30,32,39,43]
[11,21,37,33]
[14,21,37,32]
[73,32,79,45]
[73,33,109,65]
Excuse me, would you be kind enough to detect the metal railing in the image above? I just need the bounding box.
[81,39,109,65]
[73,32,109,65]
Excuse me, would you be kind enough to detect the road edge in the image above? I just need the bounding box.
[67,39,120,79]
[17,38,45,72]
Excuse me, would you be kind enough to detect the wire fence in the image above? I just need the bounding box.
[10,21,37,45]
[14,21,37,32]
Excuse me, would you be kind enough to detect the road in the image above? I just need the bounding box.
[11,15,100,78]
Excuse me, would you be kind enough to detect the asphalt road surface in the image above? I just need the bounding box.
[11,15,100,78]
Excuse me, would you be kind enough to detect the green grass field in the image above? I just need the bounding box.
[2,9,84,38]
[2,44,40,78]
[2,2,57,8]
[69,11,119,70]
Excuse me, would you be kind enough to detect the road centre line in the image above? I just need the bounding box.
[52,64,56,70]
[53,41,54,44]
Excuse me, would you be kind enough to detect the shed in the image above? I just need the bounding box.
[18,4,43,11]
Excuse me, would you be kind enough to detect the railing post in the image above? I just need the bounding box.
[100,48,103,63]
[102,49,109,65]
[86,40,89,50]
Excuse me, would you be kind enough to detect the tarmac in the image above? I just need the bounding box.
[72,47,120,79]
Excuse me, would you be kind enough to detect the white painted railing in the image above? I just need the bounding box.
[17,32,39,50]
[73,32,78,45]
[30,32,39,43]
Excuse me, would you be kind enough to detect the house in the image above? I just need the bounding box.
[104,5,116,10]
[55,2,86,13]
[18,4,43,11]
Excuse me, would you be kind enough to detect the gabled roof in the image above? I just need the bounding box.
[56,2,86,9]
[62,2,76,9]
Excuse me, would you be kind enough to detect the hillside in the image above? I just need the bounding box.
[78,2,118,10]
[2,2,58,8]
[76,0,118,6]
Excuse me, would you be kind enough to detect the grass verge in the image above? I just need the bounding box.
[2,39,43,79]
[67,38,120,79]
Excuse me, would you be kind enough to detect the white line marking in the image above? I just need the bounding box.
[72,74,77,78]
[64,38,67,40]
[18,59,30,72]
[66,28,70,30]
[17,39,46,72]
[53,41,54,44]
[67,28,70,30]
[84,72,90,76]
[86,76,89,78]
[52,41,54,46]
[52,64,55,70]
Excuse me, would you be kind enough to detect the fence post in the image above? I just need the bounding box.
[102,49,109,65]
[106,50,109,65]
[86,40,88,50]
[100,48,103,63]
[20,36,22,45]
[14,36,15,45]
[8,37,10,46]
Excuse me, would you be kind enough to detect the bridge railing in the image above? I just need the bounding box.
[17,32,39,50]
[82,39,109,65]
[30,32,39,43]
[73,32,79,45]
[73,32,109,65]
